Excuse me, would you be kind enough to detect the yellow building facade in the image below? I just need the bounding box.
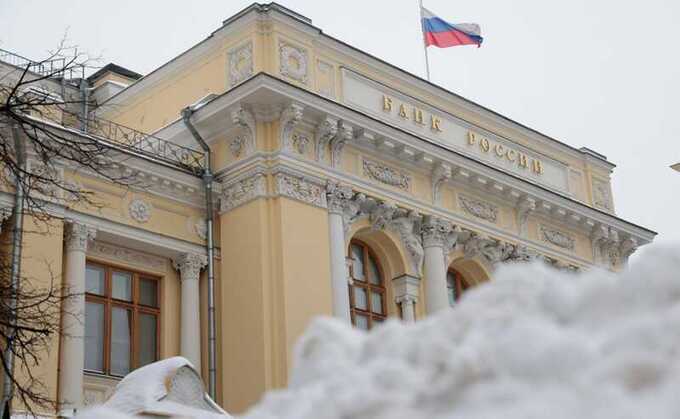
[0,2,656,417]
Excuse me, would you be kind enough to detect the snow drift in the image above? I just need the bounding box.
[242,247,680,419]
[79,246,680,419]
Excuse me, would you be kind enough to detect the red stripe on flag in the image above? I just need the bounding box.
[425,30,479,48]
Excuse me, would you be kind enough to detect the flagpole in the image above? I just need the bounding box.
[419,0,431,81]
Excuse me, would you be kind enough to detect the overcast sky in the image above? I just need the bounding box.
[2,0,678,254]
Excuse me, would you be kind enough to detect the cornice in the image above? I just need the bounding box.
[200,76,653,242]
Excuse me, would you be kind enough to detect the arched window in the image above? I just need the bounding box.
[348,240,386,330]
[446,269,470,306]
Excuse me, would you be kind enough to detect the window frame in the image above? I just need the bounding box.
[84,260,161,377]
[348,239,387,329]
[446,268,470,304]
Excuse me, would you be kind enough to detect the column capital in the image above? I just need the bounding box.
[173,253,208,281]
[326,180,355,215]
[64,221,96,252]
[421,215,452,248]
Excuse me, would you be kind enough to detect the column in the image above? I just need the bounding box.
[326,182,356,323]
[421,215,451,314]
[173,253,207,371]
[59,221,96,417]
[393,274,420,323]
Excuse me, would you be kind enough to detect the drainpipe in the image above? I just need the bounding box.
[1,122,26,418]
[181,107,216,400]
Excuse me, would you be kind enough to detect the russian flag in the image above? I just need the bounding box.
[421,7,483,48]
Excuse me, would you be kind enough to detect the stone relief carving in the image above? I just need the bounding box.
[229,136,247,158]
[128,199,152,223]
[220,173,266,213]
[540,225,575,251]
[89,241,167,272]
[464,234,514,264]
[363,159,411,191]
[315,116,338,162]
[231,105,256,156]
[280,103,305,153]
[593,179,612,211]
[330,122,353,168]
[431,163,451,204]
[516,197,536,237]
[275,172,326,208]
[291,132,310,155]
[279,41,308,83]
[459,195,498,223]
[228,42,253,87]
[390,209,424,274]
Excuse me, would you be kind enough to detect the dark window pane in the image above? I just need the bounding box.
[367,255,381,285]
[112,271,132,301]
[84,302,105,372]
[355,314,369,330]
[138,313,158,367]
[371,291,383,314]
[110,307,131,376]
[351,244,365,281]
[85,265,105,295]
[139,278,158,307]
[447,272,457,306]
[354,286,368,310]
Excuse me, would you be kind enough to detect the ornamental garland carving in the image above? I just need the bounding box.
[458,195,498,223]
[540,225,575,251]
[229,136,247,157]
[275,173,326,208]
[220,174,266,213]
[279,41,308,84]
[89,241,166,272]
[128,199,152,223]
[362,159,411,191]
[229,42,253,87]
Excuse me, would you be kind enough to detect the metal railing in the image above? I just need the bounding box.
[83,116,206,174]
[0,48,85,80]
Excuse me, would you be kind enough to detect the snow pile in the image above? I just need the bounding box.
[78,356,229,419]
[242,247,680,419]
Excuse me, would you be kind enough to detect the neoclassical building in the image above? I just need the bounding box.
[0,2,656,417]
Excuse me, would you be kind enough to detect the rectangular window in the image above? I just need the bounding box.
[84,262,161,377]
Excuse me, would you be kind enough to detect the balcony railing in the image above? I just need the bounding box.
[82,116,206,174]
[0,48,85,80]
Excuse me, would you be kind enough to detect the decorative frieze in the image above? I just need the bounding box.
[279,41,308,84]
[220,173,266,213]
[362,159,411,191]
[228,42,253,87]
[128,199,152,223]
[458,195,498,223]
[540,225,575,251]
[275,172,326,208]
[89,241,167,272]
